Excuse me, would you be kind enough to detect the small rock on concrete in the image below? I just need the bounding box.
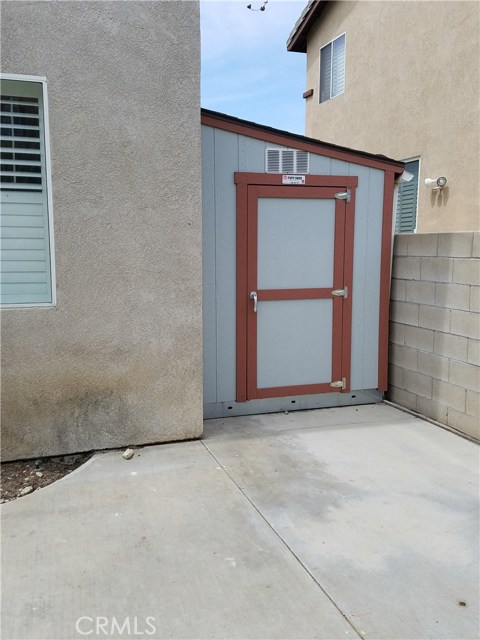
[122,448,134,460]
[19,486,34,496]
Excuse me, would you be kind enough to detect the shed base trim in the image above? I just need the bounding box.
[204,389,383,420]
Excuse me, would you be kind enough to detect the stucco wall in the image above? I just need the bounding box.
[1,2,203,461]
[302,1,480,233]
[389,232,479,441]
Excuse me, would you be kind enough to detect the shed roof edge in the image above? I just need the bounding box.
[201,108,405,174]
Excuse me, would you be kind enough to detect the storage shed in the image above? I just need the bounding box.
[202,109,405,419]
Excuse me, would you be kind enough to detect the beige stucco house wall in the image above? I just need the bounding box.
[1,1,203,461]
[289,0,480,233]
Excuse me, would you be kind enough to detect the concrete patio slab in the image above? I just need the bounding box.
[204,408,480,639]
[1,440,354,640]
[2,404,479,640]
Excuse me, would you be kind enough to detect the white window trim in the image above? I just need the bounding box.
[317,31,347,104]
[318,32,346,104]
[0,73,56,309]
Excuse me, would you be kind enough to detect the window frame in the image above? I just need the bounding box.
[318,32,346,104]
[395,156,421,234]
[0,73,56,309]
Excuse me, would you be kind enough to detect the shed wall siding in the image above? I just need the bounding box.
[202,124,385,406]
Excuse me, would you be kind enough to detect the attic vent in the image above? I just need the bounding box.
[266,148,310,174]
[1,95,42,191]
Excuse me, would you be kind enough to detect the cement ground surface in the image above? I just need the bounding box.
[1,403,479,640]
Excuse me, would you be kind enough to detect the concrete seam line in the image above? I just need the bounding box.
[200,439,364,640]
[383,400,480,445]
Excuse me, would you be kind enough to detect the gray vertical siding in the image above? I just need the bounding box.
[202,125,385,407]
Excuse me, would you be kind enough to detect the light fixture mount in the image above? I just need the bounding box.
[425,176,447,190]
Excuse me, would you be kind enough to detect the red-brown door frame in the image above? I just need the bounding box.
[235,173,357,403]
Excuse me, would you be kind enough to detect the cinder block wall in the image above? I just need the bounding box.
[389,232,479,440]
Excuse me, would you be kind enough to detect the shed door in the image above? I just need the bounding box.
[237,184,354,401]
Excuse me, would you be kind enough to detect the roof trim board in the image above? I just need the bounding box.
[201,109,404,175]
[287,0,328,53]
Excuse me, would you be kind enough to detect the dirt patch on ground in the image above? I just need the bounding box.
[1,453,92,503]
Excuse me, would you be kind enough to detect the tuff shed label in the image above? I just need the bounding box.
[282,175,306,185]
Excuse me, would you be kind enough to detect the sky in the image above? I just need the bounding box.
[200,0,309,135]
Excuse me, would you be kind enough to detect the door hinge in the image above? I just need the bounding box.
[330,378,347,390]
[332,287,348,298]
[335,189,351,202]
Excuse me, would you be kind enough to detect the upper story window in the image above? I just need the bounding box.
[319,33,346,103]
[395,159,420,234]
[0,75,55,307]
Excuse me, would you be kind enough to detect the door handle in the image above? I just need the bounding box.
[250,291,258,313]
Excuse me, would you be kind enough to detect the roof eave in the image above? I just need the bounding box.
[287,0,328,53]
[201,108,405,175]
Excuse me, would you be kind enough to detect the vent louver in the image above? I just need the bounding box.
[266,148,310,174]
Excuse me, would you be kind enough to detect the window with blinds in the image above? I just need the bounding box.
[0,77,54,306]
[395,159,420,234]
[319,33,346,104]
[1,95,43,191]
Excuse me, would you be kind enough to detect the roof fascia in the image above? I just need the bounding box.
[287,0,328,53]
[201,111,404,175]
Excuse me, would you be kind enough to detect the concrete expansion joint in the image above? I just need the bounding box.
[200,439,365,640]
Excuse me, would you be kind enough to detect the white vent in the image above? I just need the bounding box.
[1,95,43,191]
[266,148,310,174]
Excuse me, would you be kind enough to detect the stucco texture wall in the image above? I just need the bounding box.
[303,1,480,233]
[1,1,203,461]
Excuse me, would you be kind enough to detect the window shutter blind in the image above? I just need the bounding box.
[319,42,332,103]
[395,160,419,234]
[0,79,52,305]
[331,34,346,97]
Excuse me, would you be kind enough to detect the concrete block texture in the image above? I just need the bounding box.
[407,233,438,257]
[391,301,419,326]
[389,321,405,345]
[435,283,470,311]
[392,256,421,280]
[451,310,480,339]
[416,397,448,424]
[0,1,203,460]
[404,325,434,352]
[432,380,466,413]
[466,390,479,418]
[473,232,480,258]
[406,280,435,305]
[389,364,404,388]
[470,286,480,313]
[389,385,417,411]
[391,278,406,301]
[403,370,432,399]
[434,331,468,360]
[419,305,451,332]
[390,343,418,371]
[393,233,408,256]
[391,233,479,439]
[449,361,480,393]
[421,257,453,283]
[418,352,449,382]
[467,339,480,366]
[453,259,480,286]
[447,409,480,440]
[438,232,474,258]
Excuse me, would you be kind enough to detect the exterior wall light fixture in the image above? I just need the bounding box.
[425,177,447,190]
